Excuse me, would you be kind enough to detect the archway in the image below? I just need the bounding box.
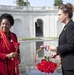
[35,19,43,37]
[35,19,44,57]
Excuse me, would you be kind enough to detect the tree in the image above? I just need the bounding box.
[16,0,30,6]
[54,0,63,6]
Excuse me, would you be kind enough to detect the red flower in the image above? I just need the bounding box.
[37,59,57,73]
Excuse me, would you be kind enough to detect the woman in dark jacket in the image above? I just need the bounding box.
[49,3,74,75]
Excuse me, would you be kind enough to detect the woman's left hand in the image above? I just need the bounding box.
[51,52,57,58]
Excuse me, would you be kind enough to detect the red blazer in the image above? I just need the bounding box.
[0,33,20,75]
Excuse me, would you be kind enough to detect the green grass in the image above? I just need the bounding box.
[18,37,58,41]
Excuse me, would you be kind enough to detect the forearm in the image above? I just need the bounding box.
[57,44,74,54]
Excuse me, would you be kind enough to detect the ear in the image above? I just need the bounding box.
[65,13,68,18]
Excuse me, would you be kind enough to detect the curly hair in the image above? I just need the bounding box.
[0,13,14,26]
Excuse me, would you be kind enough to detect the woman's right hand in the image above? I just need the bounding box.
[6,52,18,59]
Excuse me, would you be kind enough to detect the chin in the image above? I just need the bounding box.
[2,30,7,33]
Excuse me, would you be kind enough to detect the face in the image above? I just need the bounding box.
[0,19,11,33]
[58,9,68,24]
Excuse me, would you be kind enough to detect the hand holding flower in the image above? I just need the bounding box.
[49,45,56,51]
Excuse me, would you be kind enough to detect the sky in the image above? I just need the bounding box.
[0,0,74,7]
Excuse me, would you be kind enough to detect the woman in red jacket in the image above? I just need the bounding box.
[0,13,20,75]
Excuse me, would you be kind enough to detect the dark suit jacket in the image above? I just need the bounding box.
[57,20,74,70]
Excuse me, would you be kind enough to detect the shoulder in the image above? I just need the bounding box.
[67,20,74,28]
[11,32,17,38]
[11,32,16,36]
[10,32,18,41]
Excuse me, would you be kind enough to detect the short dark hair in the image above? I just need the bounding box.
[0,13,14,26]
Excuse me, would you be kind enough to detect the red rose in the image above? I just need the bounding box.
[37,59,57,73]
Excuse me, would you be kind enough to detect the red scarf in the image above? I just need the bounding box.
[0,29,20,53]
[0,30,20,74]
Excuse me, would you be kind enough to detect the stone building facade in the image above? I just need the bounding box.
[0,5,67,38]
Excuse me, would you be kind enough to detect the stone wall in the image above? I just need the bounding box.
[0,5,64,38]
